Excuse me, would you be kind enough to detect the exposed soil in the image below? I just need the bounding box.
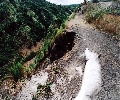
[21,40,44,56]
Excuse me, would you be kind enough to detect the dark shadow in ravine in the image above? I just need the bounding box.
[50,31,76,62]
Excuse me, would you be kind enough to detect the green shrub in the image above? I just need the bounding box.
[32,95,38,100]
[85,3,106,23]
[25,63,36,75]
[8,61,23,82]
[34,50,44,65]
[34,81,52,99]
[68,12,76,20]
[61,21,66,29]
[27,10,35,17]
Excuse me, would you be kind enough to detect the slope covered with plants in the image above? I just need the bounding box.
[0,0,77,81]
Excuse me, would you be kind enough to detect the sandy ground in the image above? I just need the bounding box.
[4,12,120,100]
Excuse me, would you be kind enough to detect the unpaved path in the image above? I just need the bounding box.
[16,14,120,100]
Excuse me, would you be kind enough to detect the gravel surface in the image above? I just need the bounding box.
[65,14,120,100]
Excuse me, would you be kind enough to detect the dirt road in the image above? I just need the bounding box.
[16,13,120,100]
[65,14,120,100]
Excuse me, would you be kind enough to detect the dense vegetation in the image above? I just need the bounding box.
[0,0,77,80]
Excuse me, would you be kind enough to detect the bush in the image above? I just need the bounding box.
[33,81,52,99]
[8,61,23,82]
[85,3,106,23]
[25,63,36,75]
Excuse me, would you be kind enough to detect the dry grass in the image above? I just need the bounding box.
[92,14,120,39]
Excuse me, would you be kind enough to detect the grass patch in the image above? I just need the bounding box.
[68,12,76,20]
[32,81,52,99]
[8,58,25,82]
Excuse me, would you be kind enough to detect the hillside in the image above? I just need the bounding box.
[0,0,77,80]
[0,1,119,100]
